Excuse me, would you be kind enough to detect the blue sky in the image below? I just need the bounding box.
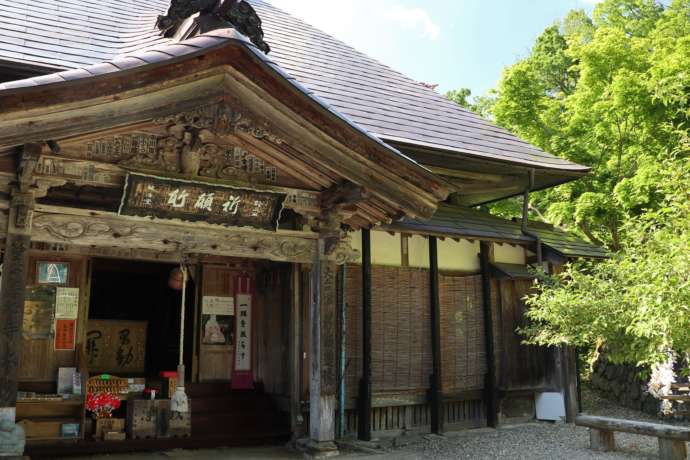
[267,0,601,97]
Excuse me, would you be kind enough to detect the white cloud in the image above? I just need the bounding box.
[385,5,441,40]
[579,0,604,3]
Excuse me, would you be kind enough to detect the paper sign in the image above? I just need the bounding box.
[202,296,234,316]
[55,287,80,319]
[55,319,76,351]
[234,294,252,371]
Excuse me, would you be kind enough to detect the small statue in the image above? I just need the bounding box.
[0,419,25,457]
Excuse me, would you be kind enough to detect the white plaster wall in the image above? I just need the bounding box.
[493,242,527,264]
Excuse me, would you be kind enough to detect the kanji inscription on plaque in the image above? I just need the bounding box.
[119,173,286,231]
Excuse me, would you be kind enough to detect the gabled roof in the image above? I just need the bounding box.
[0,28,449,225]
[0,0,589,175]
[389,204,608,259]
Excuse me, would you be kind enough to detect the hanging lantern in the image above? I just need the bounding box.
[168,267,184,290]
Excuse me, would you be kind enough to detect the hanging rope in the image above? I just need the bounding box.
[171,256,189,414]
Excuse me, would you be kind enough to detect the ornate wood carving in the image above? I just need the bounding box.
[157,0,270,54]
[156,0,218,34]
[77,105,284,184]
[327,237,360,265]
[31,211,318,264]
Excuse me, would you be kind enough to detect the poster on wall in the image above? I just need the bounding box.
[55,287,80,319]
[37,261,69,285]
[54,319,77,351]
[23,286,56,339]
[201,314,234,345]
[202,296,234,316]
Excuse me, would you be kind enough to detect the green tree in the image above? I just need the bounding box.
[522,153,690,368]
[487,0,687,250]
[447,0,690,368]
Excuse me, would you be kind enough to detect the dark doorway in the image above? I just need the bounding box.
[89,258,195,379]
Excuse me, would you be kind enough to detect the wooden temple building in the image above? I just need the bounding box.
[0,0,607,457]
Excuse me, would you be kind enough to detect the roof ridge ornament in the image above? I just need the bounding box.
[156,0,270,54]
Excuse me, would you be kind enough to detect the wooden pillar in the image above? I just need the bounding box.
[428,236,442,434]
[289,263,303,440]
[308,239,338,454]
[357,228,372,441]
[562,346,580,422]
[0,145,40,434]
[480,241,499,428]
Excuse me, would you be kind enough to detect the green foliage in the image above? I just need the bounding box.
[445,0,690,367]
[449,0,689,251]
[521,154,690,368]
[445,87,496,120]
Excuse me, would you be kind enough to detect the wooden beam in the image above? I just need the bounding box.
[357,228,372,441]
[28,206,319,264]
[0,77,226,150]
[480,241,499,428]
[428,236,443,434]
[320,182,368,213]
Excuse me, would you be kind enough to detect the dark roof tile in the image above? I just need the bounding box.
[390,204,608,259]
[0,0,588,173]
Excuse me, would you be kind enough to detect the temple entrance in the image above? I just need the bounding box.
[87,258,196,382]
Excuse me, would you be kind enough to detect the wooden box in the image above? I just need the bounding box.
[94,418,124,440]
[17,420,62,440]
[156,400,191,438]
[126,400,157,439]
[126,399,191,439]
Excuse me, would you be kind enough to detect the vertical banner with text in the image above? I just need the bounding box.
[232,275,253,389]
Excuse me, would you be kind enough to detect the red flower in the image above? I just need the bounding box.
[86,392,121,417]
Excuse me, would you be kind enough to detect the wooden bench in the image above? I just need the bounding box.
[576,415,690,460]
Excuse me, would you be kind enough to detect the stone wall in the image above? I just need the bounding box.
[590,358,660,415]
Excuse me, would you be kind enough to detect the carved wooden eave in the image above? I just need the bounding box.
[27,205,320,264]
[0,29,450,230]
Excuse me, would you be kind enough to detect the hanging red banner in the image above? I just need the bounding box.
[232,275,253,389]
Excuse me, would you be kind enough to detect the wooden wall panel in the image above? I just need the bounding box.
[255,267,290,396]
[496,279,552,390]
[198,265,235,382]
[19,253,85,383]
[439,274,486,393]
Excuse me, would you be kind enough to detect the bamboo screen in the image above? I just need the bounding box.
[371,266,432,392]
[439,274,487,392]
[344,267,489,397]
[343,265,432,395]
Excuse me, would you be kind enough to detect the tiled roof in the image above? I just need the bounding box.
[0,0,170,70]
[0,0,589,173]
[391,204,609,259]
[0,28,442,192]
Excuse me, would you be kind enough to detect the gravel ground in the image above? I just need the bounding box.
[55,387,688,460]
[394,386,682,460]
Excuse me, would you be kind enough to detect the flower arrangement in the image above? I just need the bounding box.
[85,392,121,418]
